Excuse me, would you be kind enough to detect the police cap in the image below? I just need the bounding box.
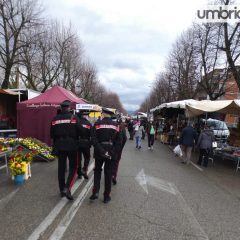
[60,100,71,107]
[102,107,115,115]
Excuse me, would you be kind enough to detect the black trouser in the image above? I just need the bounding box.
[197,149,210,167]
[129,130,134,140]
[93,157,114,197]
[112,150,123,179]
[142,130,145,140]
[148,134,155,147]
[77,147,91,175]
[168,135,174,145]
[58,150,77,192]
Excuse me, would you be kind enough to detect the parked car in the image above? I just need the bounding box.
[202,118,230,142]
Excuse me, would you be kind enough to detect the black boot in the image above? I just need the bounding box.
[104,195,111,204]
[62,188,74,201]
[89,192,99,201]
[82,169,89,180]
[112,177,117,185]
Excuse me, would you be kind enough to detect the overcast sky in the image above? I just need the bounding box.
[42,0,207,111]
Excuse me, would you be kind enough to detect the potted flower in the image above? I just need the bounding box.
[9,158,26,185]
[9,148,36,183]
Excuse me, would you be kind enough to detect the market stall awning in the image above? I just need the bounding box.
[186,100,240,117]
[0,89,19,95]
[150,99,199,113]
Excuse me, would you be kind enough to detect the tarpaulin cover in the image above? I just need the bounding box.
[17,85,86,145]
[150,99,199,113]
[186,99,240,117]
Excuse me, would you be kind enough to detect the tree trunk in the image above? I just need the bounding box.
[1,67,11,89]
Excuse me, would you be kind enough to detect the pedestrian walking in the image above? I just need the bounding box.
[146,120,156,150]
[89,108,122,203]
[196,125,215,167]
[112,119,127,185]
[134,121,144,149]
[77,111,92,179]
[179,122,198,165]
[50,100,80,200]
[128,120,134,140]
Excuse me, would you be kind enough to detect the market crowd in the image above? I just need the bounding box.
[126,117,215,168]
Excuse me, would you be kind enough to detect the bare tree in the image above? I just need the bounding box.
[75,60,98,99]
[167,29,198,100]
[220,0,240,90]
[194,23,229,100]
[0,0,42,88]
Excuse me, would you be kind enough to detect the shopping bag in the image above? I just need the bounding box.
[173,144,183,157]
[212,141,217,148]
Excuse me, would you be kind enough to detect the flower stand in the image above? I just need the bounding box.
[24,163,31,180]
[14,174,25,185]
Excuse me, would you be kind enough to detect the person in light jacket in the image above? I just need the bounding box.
[196,125,215,167]
[134,121,144,149]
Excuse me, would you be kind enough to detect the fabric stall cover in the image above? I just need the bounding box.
[150,99,199,113]
[17,85,86,146]
[186,100,240,117]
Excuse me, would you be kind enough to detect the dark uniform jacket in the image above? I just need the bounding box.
[50,111,79,152]
[78,117,92,148]
[91,117,122,159]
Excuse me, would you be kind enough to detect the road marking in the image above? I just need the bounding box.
[135,169,148,194]
[27,161,94,240]
[0,188,19,210]
[136,169,176,195]
[146,175,176,195]
[49,175,94,240]
[170,183,209,240]
[136,169,209,239]
[190,162,203,172]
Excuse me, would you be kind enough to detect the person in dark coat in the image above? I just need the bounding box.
[89,108,122,203]
[50,100,80,200]
[179,122,198,165]
[196,125,215,167]
[77,111,92,179]
[112,119,127,184]
[145,120,156,150]
[128,120,134,140]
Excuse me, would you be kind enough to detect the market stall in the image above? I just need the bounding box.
[186,99,240,171]
[17,85,86,145]
[150,99,199,144]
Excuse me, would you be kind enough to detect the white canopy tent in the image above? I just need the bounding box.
[186,100,240,117]
[150,99,199,113]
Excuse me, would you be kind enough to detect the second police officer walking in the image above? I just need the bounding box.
[89,108,122,203]
[50,100,80,201]
[77,111,92,180]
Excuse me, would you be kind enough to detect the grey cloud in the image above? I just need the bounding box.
[43,1,173,111]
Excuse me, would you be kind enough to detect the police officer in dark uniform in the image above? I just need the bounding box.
[89,108,122,203]
[50,100,79,200]
[77,111,92,180]
[112,117,127,185]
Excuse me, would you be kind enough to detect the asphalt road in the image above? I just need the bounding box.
[1,138,240,240]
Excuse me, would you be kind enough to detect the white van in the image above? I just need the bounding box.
[203,118,230,142]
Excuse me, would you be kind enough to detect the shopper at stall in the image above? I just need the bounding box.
[179,122,198,164]
[168,124,175,145]
[146,120,156,150]
[196,125,215,167]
